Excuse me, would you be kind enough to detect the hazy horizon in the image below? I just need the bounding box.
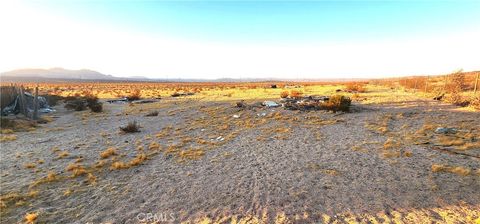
[1,0,479,80]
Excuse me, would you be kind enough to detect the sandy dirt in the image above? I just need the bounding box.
[1,96,479,223]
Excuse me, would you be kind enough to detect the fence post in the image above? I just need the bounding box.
[33,86,39,120]
[475,72,479,95]
[424,76,429,93]
[414,78,418,92]
[443,74,448,93]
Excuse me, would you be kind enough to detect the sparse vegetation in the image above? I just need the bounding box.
[120,121,140,133]
[289,90,303,99]
[345,82,367,93]
[126,89,142,101]
[320,95,351,112]
[24,212,38,223]
[145,111,159,116]
[100,147,117,159]
[1,78,478,223]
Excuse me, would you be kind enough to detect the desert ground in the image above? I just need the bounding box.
[1,83,479,223]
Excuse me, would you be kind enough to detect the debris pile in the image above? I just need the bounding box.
[2,92,55,116]
[434,127,458,134]
[236,95,352,112]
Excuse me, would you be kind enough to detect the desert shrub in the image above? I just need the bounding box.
[89,102,103,112]
[64,99,87,111]
[0,117,36,131]
[447,71,466,93]
[145,111,159,117]
[84,94,98,106]
[345,82,366,93]
[0,117,16,129]
[120,121,140,133]
[64,94,102,112]
[470,96,480,110]
[280,91,289,98]
[321,95,352,112]
[84,95,103,112]
[290,90,303,99]
[126,89,141,101]
[43,94,64,106]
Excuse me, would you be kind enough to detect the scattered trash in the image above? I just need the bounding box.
[257,112,267,117]
[2,92,54,116]
[216,136,225,141]
[200,129,205,132]
[435,127,458,134]
[132,99,159,104]
[171,92,194,97]
[107,98,129,104]
[262,101,280,107]
[233,114,240,118]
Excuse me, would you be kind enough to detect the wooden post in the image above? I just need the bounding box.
[33,86,39,120]
[474,72,479,95]
[414,78,418,92]
[16,86,24,116]
[443,74,448,92]
[424,76,429,93]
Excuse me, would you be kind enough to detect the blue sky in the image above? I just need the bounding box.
[1,0,479,79]
[39,1,480,43]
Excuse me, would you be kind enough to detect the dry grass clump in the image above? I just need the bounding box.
[382,150,401,158]
[320,95,352,112]
[431,164,471,176]
[456,141,480,150]
[383,138,400,150]
[0,129,14,134]
[110,153,148,170]
[0,117,36,132]
[345,82,367,93]
[24,163,36,169]
[46,172,57,181]
[148,141,161,150]
[437,136,465,147]
[129,153,147,166]
[120,121,140,133]
[86,173,97,185]
[179,148,205,160]
[470,96,480,110]
[57,151,70,159]
[110,161,128,170]
[100,147,117,159]
[25,212,38,223]
[66,163,87,177]
[145,111,159,116]
[0,134,17,142]
[289,90,303,99]
[280,91,289,98]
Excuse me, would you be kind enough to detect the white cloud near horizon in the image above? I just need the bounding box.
[1,1,479,80]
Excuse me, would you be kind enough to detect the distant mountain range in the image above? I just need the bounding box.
[4,67,464,83]
[0,68,136,80]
